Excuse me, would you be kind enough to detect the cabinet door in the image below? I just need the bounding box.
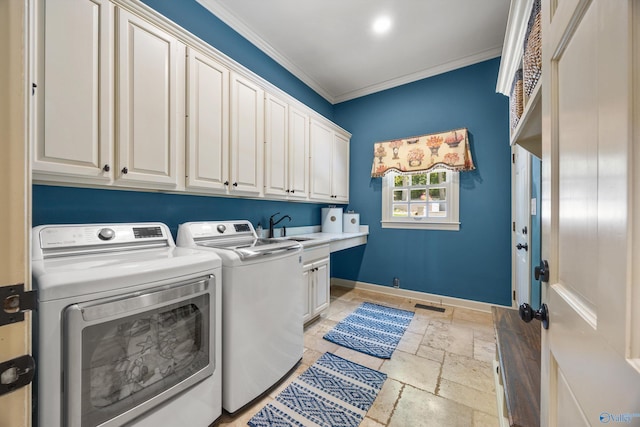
[186,48,229,192]
[116,8,184,188]
[35,0,114,183]
[332,132,350,202]
[288,106,309,200]
[230,73,264,195]
[264,93,288,198]
[313,259,330,314]
[309,119,333,201]
[302,266,312,324]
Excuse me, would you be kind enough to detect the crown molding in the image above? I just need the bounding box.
[495,0,534,95]
[197,0,505,104]
[334,46,503,103]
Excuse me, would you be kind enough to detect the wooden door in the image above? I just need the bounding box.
[288,106,309,200]
[264,93,289,198]
[116,8,184,188]
[0,0,31,424]
[309,119,333,201]
[302,266,311,323]
[313,260,330,314]
[540,1,640,425]
[230,72,264,195]
[332,132,350,202]
[186,47,229,192]
[514,145,531,307]
[34,0,113,183]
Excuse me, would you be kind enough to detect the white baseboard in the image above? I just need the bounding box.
[331,278,504,313]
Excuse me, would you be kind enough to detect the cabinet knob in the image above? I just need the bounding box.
[286,189,290,193]
[233,182,238,187]
[291,190,295,194]
[516,243,528,251]
[121,167,128,175]
[224,181,229,186]
[102,164,110,172]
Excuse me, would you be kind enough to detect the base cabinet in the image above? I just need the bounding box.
[302,245,330,324]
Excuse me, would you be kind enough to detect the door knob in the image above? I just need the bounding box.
[516,243,528,251]
[519,303,549,329]
[534,260,549,282]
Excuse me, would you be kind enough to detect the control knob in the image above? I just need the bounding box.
[97,228,115,241]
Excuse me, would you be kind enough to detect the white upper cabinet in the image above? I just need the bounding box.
[33,0,349,202]
[229,72,264,196]
[185,47,230,192]
[264,93,309,200]
[288,106,310,199]
[34,0,114,183]
[332,132,350,202]
[310,118,349,203]
[115,8,185,189]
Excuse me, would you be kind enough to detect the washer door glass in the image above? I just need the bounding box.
[64,277,213,427]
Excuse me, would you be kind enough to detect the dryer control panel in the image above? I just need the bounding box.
[32,223,173,259]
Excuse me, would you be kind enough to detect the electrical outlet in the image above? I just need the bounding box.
[393,277,400,288]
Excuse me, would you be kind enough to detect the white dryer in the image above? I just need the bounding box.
[31,223,222,427]
[177,220,303,413]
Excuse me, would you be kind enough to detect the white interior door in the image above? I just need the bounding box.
[541,1,640,425]
[514,145,531,307]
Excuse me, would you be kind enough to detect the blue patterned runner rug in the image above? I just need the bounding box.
[248,352,386,427]
[322,302,415,359]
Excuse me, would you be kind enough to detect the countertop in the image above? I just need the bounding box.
[270,225,369,252]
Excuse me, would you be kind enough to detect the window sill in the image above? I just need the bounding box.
[381,220,460,231]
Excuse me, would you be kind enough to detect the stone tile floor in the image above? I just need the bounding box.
[215,286,499,427]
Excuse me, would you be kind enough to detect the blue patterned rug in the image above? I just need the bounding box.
[248,352,386,427]
[322,302,415,359]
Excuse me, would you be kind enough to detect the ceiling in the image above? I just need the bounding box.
[196,0,512,104]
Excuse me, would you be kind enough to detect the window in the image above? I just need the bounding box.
[381,169,460,230]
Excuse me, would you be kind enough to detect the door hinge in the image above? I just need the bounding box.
[0,355,35,396]
[512,290,516,301]
[1,284,37,327]
[32,83,37,96]
[512,153,515,163]
[512,221,516,232]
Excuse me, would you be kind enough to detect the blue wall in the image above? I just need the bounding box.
[32,186,323,239]
[32,4,512,305]
[332,58,512,305]
[139,0,333,119]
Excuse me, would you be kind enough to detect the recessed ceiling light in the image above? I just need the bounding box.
[372,16,392,34]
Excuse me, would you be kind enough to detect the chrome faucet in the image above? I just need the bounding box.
[269,212,291,238]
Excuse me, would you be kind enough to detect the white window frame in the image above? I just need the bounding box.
[381,169,460,231]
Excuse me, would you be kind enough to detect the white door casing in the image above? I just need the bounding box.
[540,1,640,426]
[514,145,531,307]
[0,0,31,425]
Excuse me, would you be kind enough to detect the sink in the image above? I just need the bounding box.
[286,237,315,242]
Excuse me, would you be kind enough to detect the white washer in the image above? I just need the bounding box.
[177,220,303,413]
[31,223,222,427]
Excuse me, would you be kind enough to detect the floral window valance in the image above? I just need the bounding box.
[371,128,475,177]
